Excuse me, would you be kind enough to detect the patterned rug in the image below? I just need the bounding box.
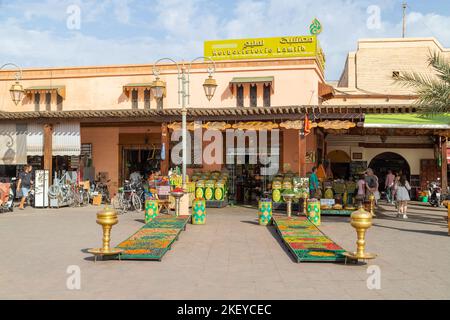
[273,215,346,262]
[115,215,190,260]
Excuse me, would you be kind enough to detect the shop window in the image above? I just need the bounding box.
[131,89,138,109]
[157,98,163,111]
[45,92,51,111]
[263,84,271,107]
[34,92,40,111]
[57,94,63,111]
[236,85,244,107]
[250,84,257,107]
[144,89,151,109]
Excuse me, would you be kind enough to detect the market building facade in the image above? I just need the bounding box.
[0,35,449,202]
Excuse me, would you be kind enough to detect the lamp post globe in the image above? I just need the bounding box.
[150,76,166,100]
[203,75,218,101]
[10,81,24,105]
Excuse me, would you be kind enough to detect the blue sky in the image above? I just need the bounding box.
[1,0,450,80]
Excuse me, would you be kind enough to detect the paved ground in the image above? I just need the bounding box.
[0,201,449,300]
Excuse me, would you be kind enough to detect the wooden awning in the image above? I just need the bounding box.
[0,105,421,123]
[229,76,274,93]
[318,82,334,100]
[123,83,153,97]
[25,86,66,99]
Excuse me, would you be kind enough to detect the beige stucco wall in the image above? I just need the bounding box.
[0,58,324,112]
[328,37,450,106]
[80,127,120,195]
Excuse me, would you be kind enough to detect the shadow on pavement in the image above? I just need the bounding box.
[266,224,298,263]
[373,223,449,237]
[240,220,259,225]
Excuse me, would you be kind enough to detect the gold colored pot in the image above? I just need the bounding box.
[343,206,377,262]
[88,207,122,259]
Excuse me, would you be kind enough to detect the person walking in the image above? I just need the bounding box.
[385,170,396,204]
[395,175,411,219]
[309,166,320,198]
[356,174,366,207]
[16,164,33,210]
[365,168,380,206]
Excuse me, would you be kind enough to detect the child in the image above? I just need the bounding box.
[395,175,411,219]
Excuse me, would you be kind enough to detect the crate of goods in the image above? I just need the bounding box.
[195,181,205,199]
[204,180,215,201]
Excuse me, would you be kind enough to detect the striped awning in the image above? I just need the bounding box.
[26,123,81,157]
[53,122,81,156]
[0,124,27,165]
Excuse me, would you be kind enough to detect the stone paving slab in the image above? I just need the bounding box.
[0,202,449,299]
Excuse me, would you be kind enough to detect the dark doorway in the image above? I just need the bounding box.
[369,152,410,192]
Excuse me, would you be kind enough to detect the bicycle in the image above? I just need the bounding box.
[114,180,142,214]
[91,179,111,204]
[48,172,75,207]
[70,183,89,207]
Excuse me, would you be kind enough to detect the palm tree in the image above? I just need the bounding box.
[396,52,450,115]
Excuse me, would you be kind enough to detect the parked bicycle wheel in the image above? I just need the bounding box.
[118,195,129,214]
[48,184,61,199]
[131,193,142,212]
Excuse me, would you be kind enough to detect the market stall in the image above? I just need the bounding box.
[191,171,229,208]
[271,174,309,211]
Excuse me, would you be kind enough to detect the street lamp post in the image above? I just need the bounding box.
[151,57,217,191]
[0,63,24,105]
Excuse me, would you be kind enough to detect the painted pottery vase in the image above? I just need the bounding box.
[307,199,321,226]
[258,199,273,226]
[192,199,206,225]
[145,200,159,224]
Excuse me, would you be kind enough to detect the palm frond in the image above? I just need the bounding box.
[395,52,450,116]
[428,51,450,84]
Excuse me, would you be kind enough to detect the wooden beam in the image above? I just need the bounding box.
[43,124,53,184]
[359,143,434,149]
[299,132,306,176]
[160,122,170,175]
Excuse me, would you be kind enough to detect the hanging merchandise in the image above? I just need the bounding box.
[161,143,166,161]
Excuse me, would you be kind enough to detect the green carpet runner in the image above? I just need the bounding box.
[273,215,346,262]
[115,215,190,261]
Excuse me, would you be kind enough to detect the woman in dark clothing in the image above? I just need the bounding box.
[16,164,33,210]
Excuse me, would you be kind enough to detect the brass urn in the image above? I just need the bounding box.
[343,206,377,262]
[88,207,122,260]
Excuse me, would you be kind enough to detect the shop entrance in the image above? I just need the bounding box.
[120,146,161,183]
[118,132,162,185]
[369,152,410,192]
[327,150,351,179]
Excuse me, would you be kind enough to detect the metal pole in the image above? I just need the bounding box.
[181,68,188,190]
[0,63,23,80]
[402,2,407,38]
